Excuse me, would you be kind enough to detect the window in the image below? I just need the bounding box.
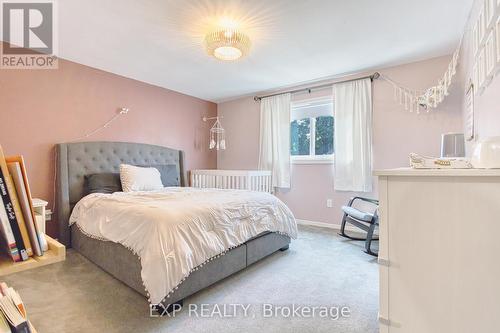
[290,98,334,163]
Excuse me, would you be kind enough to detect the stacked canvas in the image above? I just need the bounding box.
[0,145,46,262]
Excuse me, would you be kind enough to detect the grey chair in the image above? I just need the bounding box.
[339,197,379,256]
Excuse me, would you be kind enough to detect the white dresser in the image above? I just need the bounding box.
[375,168,500,333]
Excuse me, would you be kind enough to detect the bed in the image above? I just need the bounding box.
[56,141,296,311]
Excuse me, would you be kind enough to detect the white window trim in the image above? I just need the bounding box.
[291,96,333,109]
[290,96,334,165]
[292,154,334,165]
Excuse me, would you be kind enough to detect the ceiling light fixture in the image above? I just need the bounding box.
[205,29,251,61]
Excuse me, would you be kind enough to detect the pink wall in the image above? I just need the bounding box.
[0,53,217,236]
[218,55,464,225]
[457,0,500,153]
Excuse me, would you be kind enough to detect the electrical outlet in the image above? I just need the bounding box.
[46,209,52,221]
[326,199,333,208]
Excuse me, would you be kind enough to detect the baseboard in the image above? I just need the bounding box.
[296,219,360,233]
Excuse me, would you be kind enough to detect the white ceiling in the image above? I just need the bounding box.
[56,0,474,102]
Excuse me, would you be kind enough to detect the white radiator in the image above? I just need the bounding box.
[190,170,273,193]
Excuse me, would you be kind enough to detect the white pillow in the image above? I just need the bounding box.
[119,164,164,192]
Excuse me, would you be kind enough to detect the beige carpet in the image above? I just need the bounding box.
[3,225,379,333]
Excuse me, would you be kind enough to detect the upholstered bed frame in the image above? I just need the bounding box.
[56,141,290,309]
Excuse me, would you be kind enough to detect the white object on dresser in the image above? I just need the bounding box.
[375,168,500,333]
[190,170,273,193]
[471,136,500,168]
[32,198,49,252]
[409,153,472,169]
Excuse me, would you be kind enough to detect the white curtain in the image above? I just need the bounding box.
[333,78,373,192]
[258,93,291,189]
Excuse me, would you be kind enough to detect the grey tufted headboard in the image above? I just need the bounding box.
[56,141,186,246]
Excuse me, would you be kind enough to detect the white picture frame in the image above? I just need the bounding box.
[472,61,479,95]
[485,31,496,77]
[464,83,475,141]
[478,48,486,89]
[486,0,496,28]
[486,0,490,27]
[497,16,500,65]
[478,6,486,45]
[473,22,479,56]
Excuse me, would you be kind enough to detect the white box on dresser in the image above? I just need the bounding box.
[375,168,500,333]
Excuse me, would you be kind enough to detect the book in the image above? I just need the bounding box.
[0,295,30,333]
[4,174,31,259]
[34,215,47,252]
[0,283,34,333]
[0,195,21,262]
[0,311,10,333]
[0,196,20,262]
[6,161,42,257]
[0,146,31,259]
[7,160,45,255]
[4,288,25,319]
[0,167,27,262]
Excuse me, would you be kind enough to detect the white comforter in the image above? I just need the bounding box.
[69,187,297,304]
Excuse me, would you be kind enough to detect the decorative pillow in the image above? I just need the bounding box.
[119,164,164,192]
[84,173,122,195]
[138,164,180,187]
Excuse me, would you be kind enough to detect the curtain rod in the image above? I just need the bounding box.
[253,72,380,101]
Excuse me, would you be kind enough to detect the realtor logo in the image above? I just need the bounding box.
[1,0,58,69]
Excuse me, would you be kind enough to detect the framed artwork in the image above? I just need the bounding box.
[472,61,479,95]
[478,48,486,89]
[478,6,486,45]
[464,83,475,141]
[486,0,496,28]
[497,16,500,65]
[485,31,496,77]
[473,22,479,56]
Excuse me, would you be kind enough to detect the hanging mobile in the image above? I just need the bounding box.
[203,116,226,151]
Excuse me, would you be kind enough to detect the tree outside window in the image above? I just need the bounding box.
[290,99,334,162]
